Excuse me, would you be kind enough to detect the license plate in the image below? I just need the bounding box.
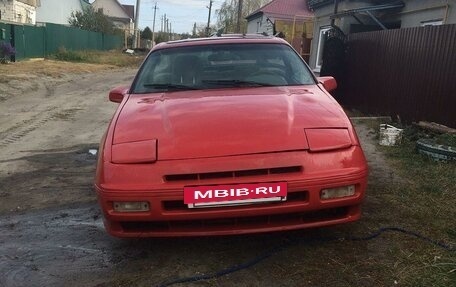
[184,182,287,208]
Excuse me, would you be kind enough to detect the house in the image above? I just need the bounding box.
[35,0,90,26]
[246,0,314,62]
[308,0,456,72]
[91,0,134,35]
[0,0,37,24]
[246,0,314,35]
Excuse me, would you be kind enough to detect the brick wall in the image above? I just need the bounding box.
[0,1,15,22]
[0,0,36,24]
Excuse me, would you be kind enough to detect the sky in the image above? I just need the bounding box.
[119,0,224,34]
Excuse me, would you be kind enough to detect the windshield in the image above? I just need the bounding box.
[132,43,315,94]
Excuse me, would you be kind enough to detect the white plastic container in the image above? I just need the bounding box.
[379,124,403,146]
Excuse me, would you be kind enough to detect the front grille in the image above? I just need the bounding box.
[162,190,308,211]
[164,166,302,182]
[120,207,349,233]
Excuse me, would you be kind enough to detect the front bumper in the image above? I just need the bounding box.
[95,147,368,237]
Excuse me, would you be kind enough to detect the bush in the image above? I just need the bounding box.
[53,47,90,62]
[0,42,16,64]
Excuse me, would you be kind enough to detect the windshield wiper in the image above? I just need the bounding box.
[202,79,274,87]
[143,83,200,91]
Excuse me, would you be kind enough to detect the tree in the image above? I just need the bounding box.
[194,23,216,37]
[216,0,269,33]
[179,33,192,40]
[216,0,237,33]
[69,6,119,35]
[154,32,167,44]
[141,26,152,40]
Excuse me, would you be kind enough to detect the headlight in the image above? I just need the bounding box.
[113,201,150,212]
[111,139,157,163]
[321,185,355,200]
[305,128,352,152]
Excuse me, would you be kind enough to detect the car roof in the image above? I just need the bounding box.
[152,34,290,51]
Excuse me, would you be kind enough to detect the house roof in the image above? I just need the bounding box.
[92,0,135,21]
[246,0,314,21]
[307,0,336,10]
[80,0,91,9]
[114,0,134,20]
[122,5,135,20]
[17,0,38,7]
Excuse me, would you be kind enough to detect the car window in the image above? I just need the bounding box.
[132,43,315,93]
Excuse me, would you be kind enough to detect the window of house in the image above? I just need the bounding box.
[314,26,331,72]
[421,20,443,26]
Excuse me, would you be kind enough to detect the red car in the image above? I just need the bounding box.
[95,35,368,237]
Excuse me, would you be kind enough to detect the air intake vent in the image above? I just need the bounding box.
[165,166,302,182]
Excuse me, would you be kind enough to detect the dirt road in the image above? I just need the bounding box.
[0,70,135,213]
[0,69,136,286]
[0,68,435,287]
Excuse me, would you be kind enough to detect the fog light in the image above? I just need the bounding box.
[113,201,150,212]
[321,185,355,200]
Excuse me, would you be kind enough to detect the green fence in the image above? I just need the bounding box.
[45,23,102,54]
[0,22,12,42]
[13,25,46,59]
[103,34,123,50]
[0,22,123,61]
[0,22,13,61]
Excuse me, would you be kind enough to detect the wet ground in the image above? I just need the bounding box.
[1,204,112,287]
[2,200,393,287]
[0,68,411,287]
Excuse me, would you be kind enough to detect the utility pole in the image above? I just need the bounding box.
[170,22,172,41]
[236,0,243,33]
[206,0,213,36]
[160,15,163,32]
[331,0,339,26]
[166,18,169,41]
[133,0,141,48]
[152,3,158,47]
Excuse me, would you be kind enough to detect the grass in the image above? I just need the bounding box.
[436,133,456,147]
[52,48,145,68]
[0,49,145,80]
[368,122,456,286]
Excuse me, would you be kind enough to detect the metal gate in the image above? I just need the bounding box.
[320,26,346,85]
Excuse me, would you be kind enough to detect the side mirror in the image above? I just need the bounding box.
[109,86,129,103]
[318,76,337,93]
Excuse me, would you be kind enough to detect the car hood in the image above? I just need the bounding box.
[113,86,350,160]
